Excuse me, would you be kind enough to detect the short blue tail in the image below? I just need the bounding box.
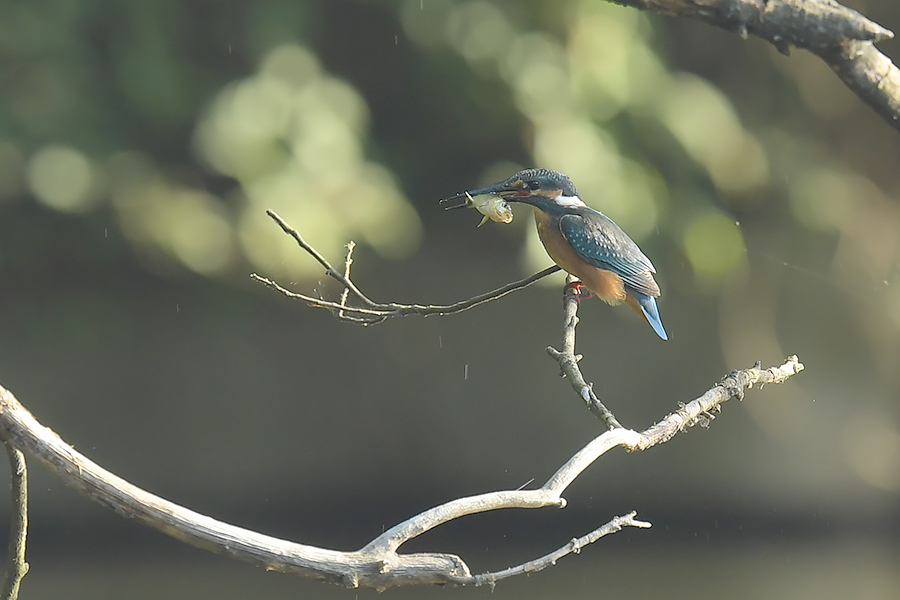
[636,293,668,341]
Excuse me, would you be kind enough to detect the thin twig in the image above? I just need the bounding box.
[468,511,651,588]
[252,266,560,322]
[633,357,805,449]
[338,241,356,321]
[0,443,28,600]
[252,210,562,323]
[546,277,623,429]
[266,210,379,307]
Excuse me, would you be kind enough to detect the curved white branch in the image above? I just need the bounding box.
[0,353,802,590]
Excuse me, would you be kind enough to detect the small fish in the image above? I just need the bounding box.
[466,191,513,227]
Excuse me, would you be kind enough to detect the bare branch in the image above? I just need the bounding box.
[0,384,467,590]
[0,442,28,600]
[611,0,900,130]
[468,511,651,588]
[546,277,623,430]
[337,241,356,320]
[633,356,805,450]
[252,211,562,323]
[542,281,804,485]
[0,347,802,590]
[265,210,378,307]
[820,40,900,128]
[544,281,803,434]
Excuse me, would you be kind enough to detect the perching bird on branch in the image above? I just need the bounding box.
[442,168,668,340]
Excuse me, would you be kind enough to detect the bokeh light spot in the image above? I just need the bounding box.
[192,43,419,280]
[789,167,857,232]
[109,155,235,277]
[658,74,768,192]
[260,43,321,88]
[445,1,513,65]
[26,145,97,213]
[568,12,634,117]
[683,211,746,282]
[167,190,234,276]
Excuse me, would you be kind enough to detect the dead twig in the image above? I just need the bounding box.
[0,441,28,600]
[546,276,623,430]
[251,210,561,324]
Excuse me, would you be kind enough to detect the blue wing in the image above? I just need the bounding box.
[558,209,660,298]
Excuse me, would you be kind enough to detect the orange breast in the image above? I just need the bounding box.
[533,208,626,305]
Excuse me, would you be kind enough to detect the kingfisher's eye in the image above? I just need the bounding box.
[525,181,540,191]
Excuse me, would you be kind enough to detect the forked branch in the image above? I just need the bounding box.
[250,210,561,324]
[547,278,624,430]
[0,351,802,591]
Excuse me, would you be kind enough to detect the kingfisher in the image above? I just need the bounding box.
[442,168,668,340]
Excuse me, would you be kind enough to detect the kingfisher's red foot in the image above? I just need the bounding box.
[563,280,594,306]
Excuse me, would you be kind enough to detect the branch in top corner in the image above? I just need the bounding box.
[612,0,900,130]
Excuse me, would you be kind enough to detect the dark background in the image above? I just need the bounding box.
[1,1,899,598]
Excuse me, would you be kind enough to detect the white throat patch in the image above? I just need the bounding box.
[556,194,586,208]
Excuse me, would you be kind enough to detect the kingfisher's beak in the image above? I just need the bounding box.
[439,180,518,211]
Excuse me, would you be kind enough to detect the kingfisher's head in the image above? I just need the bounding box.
[442,168,585,214]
